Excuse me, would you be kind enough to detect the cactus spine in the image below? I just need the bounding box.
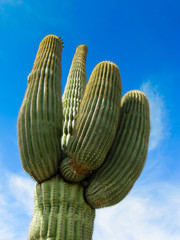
[17,34,150,240]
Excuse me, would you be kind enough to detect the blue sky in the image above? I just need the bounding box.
[0,0,180,239]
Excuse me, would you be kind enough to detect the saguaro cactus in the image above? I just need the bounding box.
[17,34,150,240]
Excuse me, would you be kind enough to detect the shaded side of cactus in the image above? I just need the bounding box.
[60,61,122,182]
[17,35,63,182]
[29,174,95,240]
[61,45,88,150]
[85,90,150,208]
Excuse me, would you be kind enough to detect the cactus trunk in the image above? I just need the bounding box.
[29,175,95,240]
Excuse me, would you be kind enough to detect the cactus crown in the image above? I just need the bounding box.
[58,36,64,46]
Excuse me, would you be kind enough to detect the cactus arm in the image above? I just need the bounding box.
[17,35,63,182]
[60,61,122,182]
[61,45,88,151]
[85,90,150,208]
[28,174,95,240]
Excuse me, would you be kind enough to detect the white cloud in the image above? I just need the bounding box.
[0,194,16,240]
[0,0,22,7]
[93,182,180,240]
[8,174,34,216]
[0,167,34,240]
[140,81,169,151]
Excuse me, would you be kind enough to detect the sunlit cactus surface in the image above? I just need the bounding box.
[17,34,150,240]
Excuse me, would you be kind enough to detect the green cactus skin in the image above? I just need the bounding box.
[17,35,63,182]
[17,34,151,240]
[60,61,122,182]
[85,90,150,208]
[61,45,88,151]
[29,174,95,240]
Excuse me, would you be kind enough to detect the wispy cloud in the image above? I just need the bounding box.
[140,80,169,151]
[0,0,23,7]
[93,181,180,240]
[8,174,34,216]
[0,194,16,240]
[0,162,34,240]
[0,0,23,23]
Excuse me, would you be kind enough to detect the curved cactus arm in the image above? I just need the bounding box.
[60,61,122,182]
[85,90,150,208]
[17,35,63,182]
[61,45,88,150]
[28,174,95,240]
